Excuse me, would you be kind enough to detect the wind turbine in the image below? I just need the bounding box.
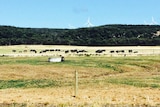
[144,17,158,25]
[85,17,94,27]
[151,17,158,25]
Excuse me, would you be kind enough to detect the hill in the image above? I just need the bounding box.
[0,25,160,46]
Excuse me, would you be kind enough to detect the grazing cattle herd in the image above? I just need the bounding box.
[0,46,159,57]
[10,48,141,57]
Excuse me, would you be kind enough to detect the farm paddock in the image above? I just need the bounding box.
[0,45,160,57]
[0,45,160,107]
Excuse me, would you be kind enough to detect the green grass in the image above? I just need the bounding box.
[1,77,159,89]
[106,78,160,88]
[0,55,159,66]
[0,57,48,65]
[0,79,62,89]
[0,79,75,89]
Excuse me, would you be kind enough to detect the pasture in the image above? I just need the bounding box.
[0,45,160,57]
[0,45,160,107]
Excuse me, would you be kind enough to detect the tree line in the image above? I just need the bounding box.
[0,24,160,46]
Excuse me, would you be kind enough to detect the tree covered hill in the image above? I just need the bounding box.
[0,24,160,46]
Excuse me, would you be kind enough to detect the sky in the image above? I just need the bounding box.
[0,0,160,28]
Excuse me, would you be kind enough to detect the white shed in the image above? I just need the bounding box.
[48,56,64,62]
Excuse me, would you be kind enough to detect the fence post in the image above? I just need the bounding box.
[74,70,78,97]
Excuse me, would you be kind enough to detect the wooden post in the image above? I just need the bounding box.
[74,70,78,97]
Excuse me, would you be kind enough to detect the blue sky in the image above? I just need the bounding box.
[0,0,160,28]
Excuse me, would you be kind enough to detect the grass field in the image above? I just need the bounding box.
[0,45,160,57]
[0,54,160,106]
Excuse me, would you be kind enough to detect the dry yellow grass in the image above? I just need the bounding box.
[0,86,160,106]
[0,65,74,80]
[0,45,160,57]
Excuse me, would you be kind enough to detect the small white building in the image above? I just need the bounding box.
[48,56,64,62]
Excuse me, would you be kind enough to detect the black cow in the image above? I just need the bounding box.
[12,50,16,52]
[30,49,37,53]
[95,49,105,53]
[110,50,114,53]
[65,50,69,53]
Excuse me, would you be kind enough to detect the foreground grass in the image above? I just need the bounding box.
[0,56,160,106]
[0,56,159,89]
